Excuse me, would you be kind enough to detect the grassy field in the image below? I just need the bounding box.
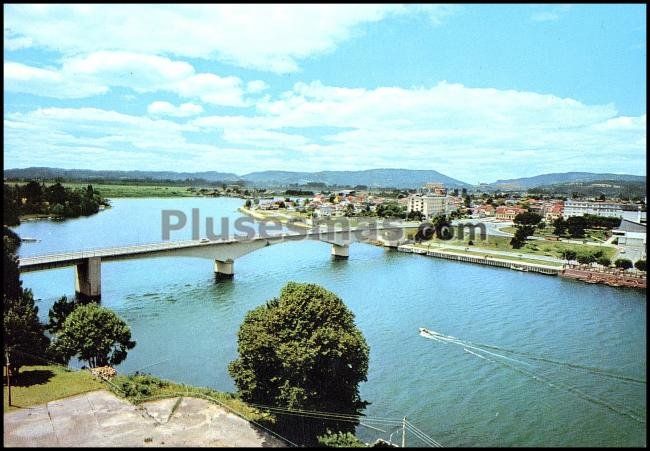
[61,182,201,198]
[411,243,564,267]
[6,181,209,198]
[501,225,610,243]
[3,365,105,412]
[3,365,270,423]
[422,233,615,260]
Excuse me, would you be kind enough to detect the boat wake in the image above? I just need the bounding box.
[419,327,646,424]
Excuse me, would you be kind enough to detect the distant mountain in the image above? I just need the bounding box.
[3,167,471,188]
[3,167,241,183]
[5,167,644,191]
[528,179,647,199]
[488,172,646,191]
[239,169,472,188]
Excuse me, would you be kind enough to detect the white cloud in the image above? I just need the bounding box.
[173,73,246,107]
[4,52,248,106]
[3,83,645,182]
[147,101,204,117]
[4,4,456,73]
[4,61,108,98]
[246,80,269,94]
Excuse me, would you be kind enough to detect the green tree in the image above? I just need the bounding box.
[576,253,596,264]
[510,225,535,249]
[47,295,79,333]
[634,260,646,271]
[566,216,587,238]
[597,256,612,267]
[513,212,542,226]
[3,228,50,376]
[561,250,577,261]
[614,258,633,270]
[228,282,369,445]
[50,303,136,368]
[318,431,367,448]
[432,214,452,240]
[553,217,568,236]
[244,199,252,208]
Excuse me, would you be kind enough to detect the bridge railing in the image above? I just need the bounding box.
[18,223,417,265]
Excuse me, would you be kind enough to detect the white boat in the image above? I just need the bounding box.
[510,265,528,272]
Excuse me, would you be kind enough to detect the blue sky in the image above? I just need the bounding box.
[3,4,646,184]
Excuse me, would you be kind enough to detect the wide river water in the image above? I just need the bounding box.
[13,197,646,446]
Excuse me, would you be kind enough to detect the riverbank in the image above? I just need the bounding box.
[398,243,646,288]
[398,244,562,275]
[560,265,646,289]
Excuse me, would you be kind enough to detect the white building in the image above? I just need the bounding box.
[407,194,447,219]
[562,200,623,219]
[612,219,646,247]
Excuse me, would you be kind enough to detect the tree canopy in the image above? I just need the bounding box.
[228,282,369,445]
[3,227,50,376]
[51,303,136,368]
[513,211,543,226]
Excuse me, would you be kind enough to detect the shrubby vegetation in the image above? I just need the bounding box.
[3,181,109,225]
[317,431,367,447]
[614,258,634,270]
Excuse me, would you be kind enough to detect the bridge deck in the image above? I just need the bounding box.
[17,224,416,272]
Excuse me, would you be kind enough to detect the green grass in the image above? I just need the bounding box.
[62,182,201,198]
[4,366,271,424]
[3,365,105,412]
[420,233,615,261]
[412,243,564,267]
[6,181,211,198]
[108,373,271,423]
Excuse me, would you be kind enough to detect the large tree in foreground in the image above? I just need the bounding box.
[228,282,369,445]
[50,303,136,368]
[3,227,50,376]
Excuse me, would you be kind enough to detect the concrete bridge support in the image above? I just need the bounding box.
[75,257,101,301]
[331,243,349,259]
[215,258,235,280]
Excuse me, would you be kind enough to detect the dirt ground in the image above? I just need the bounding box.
[3,390,287,447]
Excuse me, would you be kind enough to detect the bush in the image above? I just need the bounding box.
[318,431,366,448]
[634,260,646,271]
[597,257,612,267]
[614,258,634,270]
[117,373,169,398]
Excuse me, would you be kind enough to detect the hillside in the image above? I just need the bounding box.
[489,172,645,191]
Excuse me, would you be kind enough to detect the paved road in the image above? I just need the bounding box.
[3,390,287,447]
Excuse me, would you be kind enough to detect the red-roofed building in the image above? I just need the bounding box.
[495,206,526,221]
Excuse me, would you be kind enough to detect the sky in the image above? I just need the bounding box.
[3,4,646,184]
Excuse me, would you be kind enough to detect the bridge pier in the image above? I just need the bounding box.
[215,258,235,280]
[331,244,349,259]
[75,257,101,301]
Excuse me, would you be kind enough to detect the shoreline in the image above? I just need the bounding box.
[397,243,646,289]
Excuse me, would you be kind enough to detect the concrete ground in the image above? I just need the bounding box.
[3,390,286,447]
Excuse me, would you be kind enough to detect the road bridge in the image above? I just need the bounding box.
[18,224,416,300]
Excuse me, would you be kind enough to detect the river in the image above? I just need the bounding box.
[12,197,646,446]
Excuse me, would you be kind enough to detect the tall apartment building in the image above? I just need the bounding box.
[407,194,447,219]
[562,200,623,219]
